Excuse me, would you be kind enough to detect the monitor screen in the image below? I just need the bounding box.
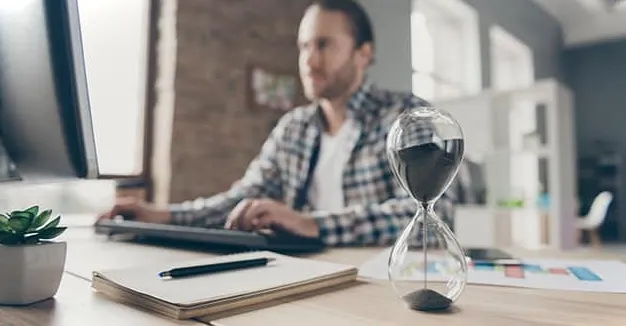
[0,137,19,182]
[0,0,99,182]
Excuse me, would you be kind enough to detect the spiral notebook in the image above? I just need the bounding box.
[91,251,358,320]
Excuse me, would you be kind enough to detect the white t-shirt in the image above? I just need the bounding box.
[308,120,354,212]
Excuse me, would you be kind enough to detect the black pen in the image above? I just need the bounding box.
[158,257,276,278]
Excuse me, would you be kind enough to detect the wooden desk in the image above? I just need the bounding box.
[3,216,626,325]
[60,226,215,279]
[0,271,203,326]
[209,248,626,326]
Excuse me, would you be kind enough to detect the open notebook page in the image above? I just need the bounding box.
[93,251,356,306]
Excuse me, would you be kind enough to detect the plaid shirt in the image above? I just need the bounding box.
[170,81,458,246]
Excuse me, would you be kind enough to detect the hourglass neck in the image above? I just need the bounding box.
[420,202,435,212]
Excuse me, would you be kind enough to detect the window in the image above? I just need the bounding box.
[489,25,535,153]
[489,25,538,209]
[489,25,534,91]
[410,0,481,102]
[77,0,151,177]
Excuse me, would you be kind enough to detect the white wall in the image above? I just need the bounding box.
[360,0,564,91]
[77,0,150,175]
[0,180,116,215]
[358,0,413,92]
[151,0,178,205]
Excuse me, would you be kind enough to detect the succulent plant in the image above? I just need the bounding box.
[0,206,66,245]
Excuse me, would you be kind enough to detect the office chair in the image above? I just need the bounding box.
[576,191,612,247]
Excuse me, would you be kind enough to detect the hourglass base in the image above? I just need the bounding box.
[402,288,453,311]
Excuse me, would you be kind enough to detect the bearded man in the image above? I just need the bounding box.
[99,0,456,247]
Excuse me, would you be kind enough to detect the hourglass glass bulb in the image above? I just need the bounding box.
[386,103,468,312]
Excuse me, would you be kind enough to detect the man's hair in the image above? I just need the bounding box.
[312,0,375,49]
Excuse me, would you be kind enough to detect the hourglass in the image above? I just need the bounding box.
[386,103,468,312]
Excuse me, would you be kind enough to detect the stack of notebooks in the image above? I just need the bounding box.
[91,251,358,320]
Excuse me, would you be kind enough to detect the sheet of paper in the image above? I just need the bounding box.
[358,247,626,293]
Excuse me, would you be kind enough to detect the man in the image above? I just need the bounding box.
[99,0,457,246]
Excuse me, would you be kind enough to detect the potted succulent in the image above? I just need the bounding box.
[0,206,67,305]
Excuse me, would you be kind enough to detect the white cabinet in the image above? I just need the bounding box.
[440,78,578,250]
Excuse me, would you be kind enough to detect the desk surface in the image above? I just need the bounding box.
[209,248,626,326]
[1,215,626,326]
[0,268,202,326]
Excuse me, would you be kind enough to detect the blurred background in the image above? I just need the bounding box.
[1,0,625,250]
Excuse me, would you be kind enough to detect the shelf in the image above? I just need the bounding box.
[488,147,550,158]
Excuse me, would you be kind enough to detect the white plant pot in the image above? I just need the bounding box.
[0,241,66,305]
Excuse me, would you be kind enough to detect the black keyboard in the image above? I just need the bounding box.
[94,219,326,253]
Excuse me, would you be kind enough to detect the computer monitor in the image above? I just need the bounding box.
[0,0,98,182]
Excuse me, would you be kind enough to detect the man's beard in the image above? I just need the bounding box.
[306,56,358,101]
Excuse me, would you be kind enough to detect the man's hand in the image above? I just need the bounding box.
[97,197,171,224]
[225,199,320,238]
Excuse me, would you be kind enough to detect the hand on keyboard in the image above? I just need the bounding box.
[97,197,171,225]
[225,198,320,239]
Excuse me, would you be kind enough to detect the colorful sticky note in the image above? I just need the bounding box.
[568,267,602,281]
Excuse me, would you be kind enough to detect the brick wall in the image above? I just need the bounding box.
[169,0,312,202]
